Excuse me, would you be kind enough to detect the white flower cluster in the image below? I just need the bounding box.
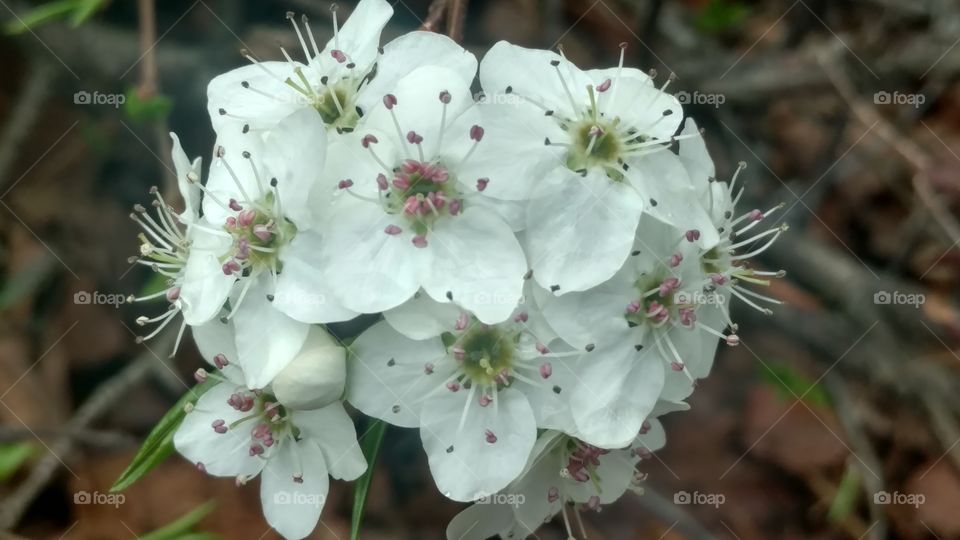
[128,0,784,537]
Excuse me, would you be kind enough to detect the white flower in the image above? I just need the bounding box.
[677,119,786,342]
[174,322,364,540]
[470,41,718,294]
[185,108,358,388]
[533,214,726,448]
[346,292,581,501]
[317,64,527,323]
[126,133,206,353]
[207,0,476,136]
[445,420,666,540]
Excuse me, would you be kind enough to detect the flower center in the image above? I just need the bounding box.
[386,159,463,237]
[221,193,297,276]
[452,325,516,387]
[313,79,360,131]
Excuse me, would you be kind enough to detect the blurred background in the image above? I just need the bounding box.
[1,0,959,538]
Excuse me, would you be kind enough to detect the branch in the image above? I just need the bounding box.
[419,0,448,33]
[0,61,56,194]
[0,330,175,531]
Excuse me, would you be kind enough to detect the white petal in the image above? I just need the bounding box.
[383,291,462,340]
[347,321,451,428]
[479,41,592,119]
[513,351,578,432]
[532,268,636,349]
[601,76,682,141]
[260,108,328,226]
[452,102,564,202]
[565,447,635,505]
[421,210,526,324]
[319,198,423,314]
[359,31,477,112]
[314,0,393,76]
[207,61,306,134]
[677,118,715,199]
[362,65,475,159]
[271,326,346,410]
[525,168,643,294]
[445,503,516,540]
[571,342,665,448]
[624,151,719,249]
[202,132,267,225]
[169,132,202,219]
[173,383,265,478]
[179,230,234,326]
[231,277,310,389]
[190,319,246,382]
[294,402,367,481]
[261,439,329,540]
[635,417,667,452]
[274,231,359,323]
[420,387,536,501]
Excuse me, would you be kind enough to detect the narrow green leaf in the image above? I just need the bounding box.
[139,500,217,540]
[827,464,861,523]
[69,0,107,26]
[0,442,35,483]
[350,419,388,540]
[111,381,214,493]
[758,362,832,408]
[4,0,77,35]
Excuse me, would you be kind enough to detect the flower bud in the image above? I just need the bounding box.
[271,327,346,410]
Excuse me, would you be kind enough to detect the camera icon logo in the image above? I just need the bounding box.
[73,91,91,105]
[74,291,92,304]
[873,291,891,305]
[673,490,691,504]
[273,491,292,505]
[874,491,891,504]
[675,90,691,104]
[873,91,891,104]
[74,490,91,504]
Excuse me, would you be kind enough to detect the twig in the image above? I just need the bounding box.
[920,392,960,474]
[817,45,960,247]
[136,0,176,205]
[0,427,135,448]
[824,374,888,540]
[0,61,56,195]
[0,330,175,531]
[419,0,448,33]
[445,0,468,43]
[632,488,715,540]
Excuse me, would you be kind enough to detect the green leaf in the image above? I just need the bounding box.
[69,0,107,26]
[827,464,861,523]
[350,419,387,540]
[0,442,35,483]
[694,0,750,35]
[139,500,217,540]
[4,0,76,35]
[758,362,832,408]
[123,88,174,125]
[110,381,214,493]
